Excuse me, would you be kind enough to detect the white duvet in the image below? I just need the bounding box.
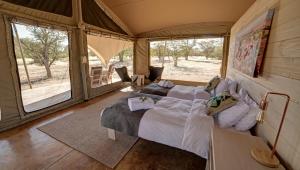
[167,85,210,101]
[138,97,214,159]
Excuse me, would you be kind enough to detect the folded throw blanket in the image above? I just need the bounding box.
[158,80,175,88]
[128,97,155,111]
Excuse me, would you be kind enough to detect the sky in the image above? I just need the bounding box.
[13,23,69,45]
[14,24,31,38]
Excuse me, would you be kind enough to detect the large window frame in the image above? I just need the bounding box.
[10,20,73,114]
[149,36,226,83]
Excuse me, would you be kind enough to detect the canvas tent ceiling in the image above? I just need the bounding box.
[102,0,256,35]
[82,0,128,35]
[2,0,128,35]
[87,34,133,65]
[3,0,72,17]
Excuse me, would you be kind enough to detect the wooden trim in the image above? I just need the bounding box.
[221,35,230,78]
[167,79,207,86]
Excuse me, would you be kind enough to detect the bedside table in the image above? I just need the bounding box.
[207,127,285,170]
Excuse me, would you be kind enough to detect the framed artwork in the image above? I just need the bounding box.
[233,9,275,77]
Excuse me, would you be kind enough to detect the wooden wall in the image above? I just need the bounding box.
[227,0,300,169]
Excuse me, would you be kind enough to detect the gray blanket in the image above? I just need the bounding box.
[101,92,162,136]
[139,83,171,96]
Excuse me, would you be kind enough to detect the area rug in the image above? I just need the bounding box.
[38,91,138,168]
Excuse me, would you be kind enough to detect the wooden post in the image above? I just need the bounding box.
[12,22,32,89]
[73,0,89,100]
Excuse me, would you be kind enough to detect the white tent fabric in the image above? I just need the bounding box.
[87,34,133,66]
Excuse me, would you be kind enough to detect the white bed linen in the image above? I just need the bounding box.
[138,97,213,159]
[167,85,210,100]
[128,97,155,111]
[167,85,196,100]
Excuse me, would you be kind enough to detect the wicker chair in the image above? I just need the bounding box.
[102,64,114,84]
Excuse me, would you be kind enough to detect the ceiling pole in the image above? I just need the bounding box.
[73,0,89,100]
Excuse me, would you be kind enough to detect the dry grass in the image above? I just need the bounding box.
[16,56,220,108]
[151,56,221,82]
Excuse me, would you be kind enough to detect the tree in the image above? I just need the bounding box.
[151,41,167,64]
[198,40,217,59]
[211,46,223,60]
[170,40,181,67]
[118,50,125,62]
[117,47,133,62]
[20,26,68,78]
[180,39,196,60]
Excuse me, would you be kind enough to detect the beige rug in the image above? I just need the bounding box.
[38,91,138,168]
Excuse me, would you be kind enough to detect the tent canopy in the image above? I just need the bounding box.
[102,0,255,35]
[2,0,129,35]
[87,34,133,66]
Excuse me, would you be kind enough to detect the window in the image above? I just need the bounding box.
[11,22,72,112]
[87,34,134,87]
[150,37,224,82]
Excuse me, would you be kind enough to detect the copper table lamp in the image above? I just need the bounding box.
[251,92,290,168]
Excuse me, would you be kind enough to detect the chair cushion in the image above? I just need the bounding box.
[115,67,131,82]
[148,66,164,82]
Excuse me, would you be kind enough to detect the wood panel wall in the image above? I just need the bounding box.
[227,0,300,169]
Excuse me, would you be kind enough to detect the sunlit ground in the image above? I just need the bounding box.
[18,57,133,112]
[151,56,221,82]
[18,55,219,112]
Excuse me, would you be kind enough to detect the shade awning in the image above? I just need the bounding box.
[87,35,133,66]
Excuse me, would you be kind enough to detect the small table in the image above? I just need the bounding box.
[133,74,145,86]
[207,127,285,170]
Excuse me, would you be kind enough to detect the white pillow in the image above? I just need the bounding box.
[213,79,229,96]
[235,104,260,131]
[238,88,255,105]
[227,79,238,98]
[217,101,250,128]
[194,88,211,100]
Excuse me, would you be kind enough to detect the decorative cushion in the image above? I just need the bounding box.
[214,79,229,96]
[235,104,260,131]
[207,91,238,116]
[115,67,131,82]
[148,66,164,82]
[217,101,250,128]
[205,76,221,92]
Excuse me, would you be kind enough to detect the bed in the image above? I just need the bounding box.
[139,83,210,101]
[101,94,213,158]
[101,81,257,159]
[138,97,213,158]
